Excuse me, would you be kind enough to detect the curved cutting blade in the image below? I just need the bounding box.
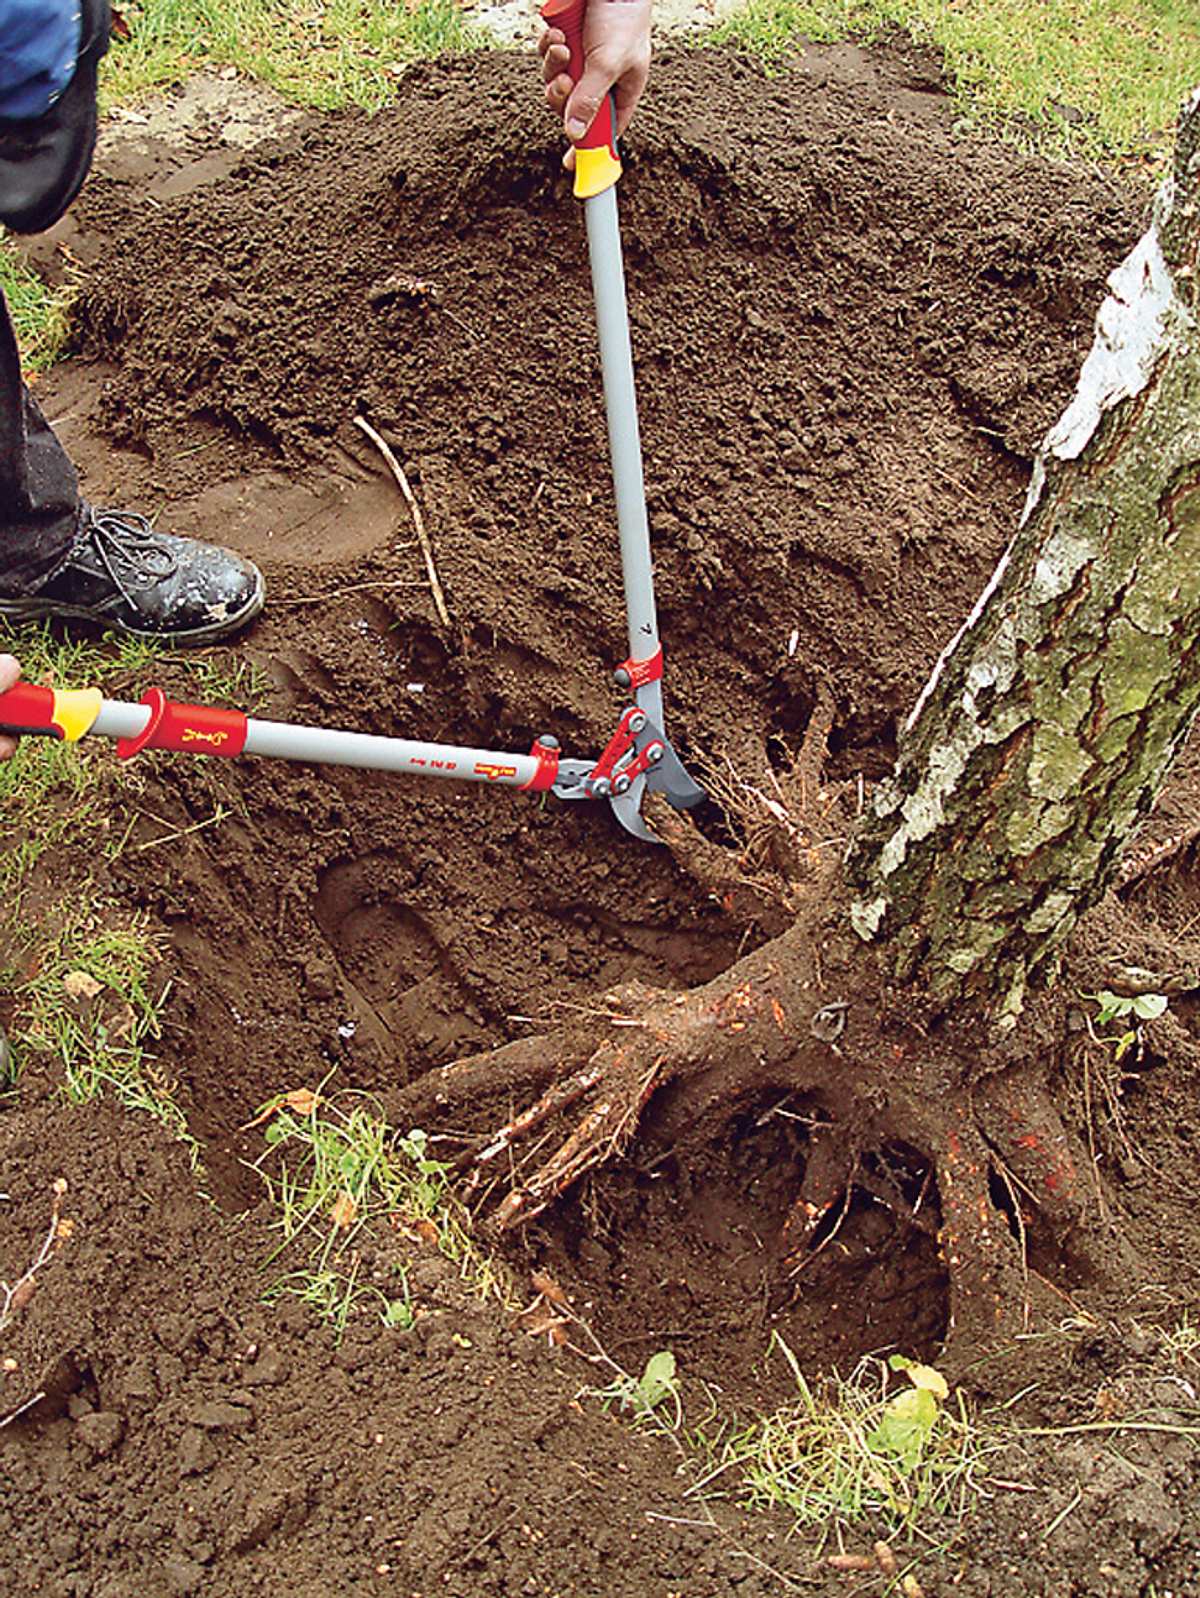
[609,775,657,842]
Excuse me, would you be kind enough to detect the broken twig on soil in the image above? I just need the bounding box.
[353,414,451,628]
[0,1178,70,1335]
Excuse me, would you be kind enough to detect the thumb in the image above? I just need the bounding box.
[564,64,613,142]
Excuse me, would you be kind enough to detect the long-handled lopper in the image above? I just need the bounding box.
[539,0,704,836]
[0,11,704,841]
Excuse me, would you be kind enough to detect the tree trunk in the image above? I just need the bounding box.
[848,90,1200,1028]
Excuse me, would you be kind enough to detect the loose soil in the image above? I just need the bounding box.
[5,37,1200,1598]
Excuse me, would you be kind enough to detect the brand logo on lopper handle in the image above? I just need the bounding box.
[182,727,228,747]
[474,762,517,782]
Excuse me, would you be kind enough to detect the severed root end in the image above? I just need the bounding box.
[653,688,849,927]
[475,1039,666,1231]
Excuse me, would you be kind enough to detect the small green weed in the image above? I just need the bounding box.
[1083,987,1167,1062]
[592,1348,684,1429]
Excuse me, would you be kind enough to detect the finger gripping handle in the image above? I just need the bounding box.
[541,0,617,157]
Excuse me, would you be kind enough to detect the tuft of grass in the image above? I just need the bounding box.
[0,622,258,1154]
[248,1090,512,1337]
[104,0,491,111]
[707,0,1200,164]
[13,905,198,1157]
[687,1337,998,1533]
[0,247,75,372]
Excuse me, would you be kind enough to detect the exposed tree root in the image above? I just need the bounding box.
[408,902,1074,1355]
[646,684,849,937]
[396,698,1111,1359]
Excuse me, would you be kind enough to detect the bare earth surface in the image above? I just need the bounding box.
[5,38,1200,1598]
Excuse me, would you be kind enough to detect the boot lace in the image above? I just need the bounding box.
[81,508,177,601]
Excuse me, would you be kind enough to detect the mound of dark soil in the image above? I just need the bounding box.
[6,37,1200,1598]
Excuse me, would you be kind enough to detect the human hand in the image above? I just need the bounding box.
[0,654,20,761]
[540,0,652,167]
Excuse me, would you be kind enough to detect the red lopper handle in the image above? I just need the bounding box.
[541,0,621,196]
[0,682,59,736]
[115,688,248,761]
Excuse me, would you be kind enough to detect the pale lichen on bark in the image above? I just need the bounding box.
[849,88,1200,1026]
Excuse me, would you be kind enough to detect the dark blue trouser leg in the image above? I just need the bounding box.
[0,285,81,597]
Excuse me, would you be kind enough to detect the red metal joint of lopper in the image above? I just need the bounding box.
[117,688,250,761]
[615,646,663,691]
[521,737,561,792]
[588,706,643,786]
[619,740,664,785]
[588,706,651,792]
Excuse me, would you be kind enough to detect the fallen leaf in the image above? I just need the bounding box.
[904,1362,950,1399]
[62,971,103,1001]
[240,1086,320,1130]
[10,1279,35,1310]
[108,1001,137,1040]
[330,1192,358,1229]
[530,1269,569,1307]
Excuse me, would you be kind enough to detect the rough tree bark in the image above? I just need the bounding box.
[398,92,1200,1353]
[849,90,1200,1029]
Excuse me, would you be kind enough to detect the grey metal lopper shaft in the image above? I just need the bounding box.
[584,184,664,729]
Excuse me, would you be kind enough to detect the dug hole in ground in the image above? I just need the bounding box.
[3,35,1200,1598]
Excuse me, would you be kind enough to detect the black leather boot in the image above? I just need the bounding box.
[0,505,266,644]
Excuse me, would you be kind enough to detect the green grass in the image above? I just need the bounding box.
[104,0,489,110]
[686,1339,998,1534]
[0,248,74,372]
[0,622,262,1152]
[249,1091,513,1337]
[707,0,1199,162]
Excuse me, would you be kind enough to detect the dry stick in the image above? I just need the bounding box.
[353,415,451,628]
[281,576,424,608]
